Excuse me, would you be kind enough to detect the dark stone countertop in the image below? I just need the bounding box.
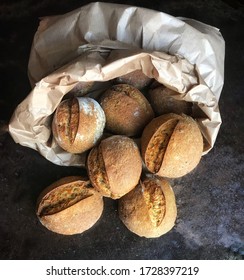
[0,0,243,260]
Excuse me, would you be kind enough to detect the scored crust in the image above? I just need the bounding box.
[52,98,79,151]
[144,118,179,173]
[141,114,181,172]
[142,179,166,227]
[158,114,203,177]
[36,176,104,235]
[141,113,203,178]
[52,97,105,153]
[118,177,177,238]
[87,146,111,197]
[87,135,142,199]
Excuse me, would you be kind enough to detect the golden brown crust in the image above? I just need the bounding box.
[36,176,103,235]
[118,176,177,238]
[52,97,106,153]
[149,85,192,116]
[158,114,203,177]
[100,84,154,136]
[87,146,111,197]
[142,179,166,227]
[115,70,152,89]
[144,118,180,173]
[141,113,181,168]
[141,113,203,178]
[87,135,142,199]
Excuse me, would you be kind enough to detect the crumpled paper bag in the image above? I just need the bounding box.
[8,2,225,167]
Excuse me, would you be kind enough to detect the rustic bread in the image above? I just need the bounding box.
[67,81,94,96]
[100,84,154,136]
[36,176,104,235]
[52,97,105,153]
[118,176,177,238]
[148,85,192,116]
[115,69,152,89]
[141,113,203,178]
[87,135,142,199]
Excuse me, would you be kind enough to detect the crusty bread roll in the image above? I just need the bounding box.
[87,135,142,199]
[148,85,192,116]
[100,84,154,136]
[52,97,105,153]
[118,176,177,238]
[68,81,94,96]
[115,70,152,89]
[36,176,104,235]
[141,113,203,178]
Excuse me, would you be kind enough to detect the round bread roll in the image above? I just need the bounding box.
[141,113,203,178]
[87,135,142,199]
[68,81,94,96]
[115,69,152,89]
[119,176,177,238]
[52,97,106,153]
[148,85,192,116]
[100,84,154,136]
[36,176,104,235]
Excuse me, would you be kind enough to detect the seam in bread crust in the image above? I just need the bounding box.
[145,119,179,173]
[38,181,93,216]
[69,98,79,143]
[142,180,166,227]
[88,146,111,196]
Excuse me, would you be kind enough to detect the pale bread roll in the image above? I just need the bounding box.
[52,97,105,153]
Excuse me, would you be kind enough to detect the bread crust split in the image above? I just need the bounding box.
[36,176,104,235]
[87,135,142,199]
[118,176,177,238]
[52,97,105,154]
[141,113,203,178]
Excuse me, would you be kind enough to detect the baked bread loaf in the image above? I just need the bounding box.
[68,81,94,96]
[115,69,152,89]
[100,84,154,136]
[141,113,203,178]
[52,97,106,153]
[36,176,104,235]
[118,176,177,238]
[87,135,142,199]
[148,85,192,116]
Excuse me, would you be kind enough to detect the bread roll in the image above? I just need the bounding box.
[141,113,203,178]
[87,135,142,199]
[68,81,94,96]
[148,85,192,116]
[100,84,154,136]
[52,97,105,153]
[119,176,177,238]
[36,176,104,235]
[115,70,152,89]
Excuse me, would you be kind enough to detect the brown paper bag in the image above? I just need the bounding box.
[9,2,225,167]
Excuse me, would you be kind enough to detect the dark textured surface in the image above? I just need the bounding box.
[0,0,243,260]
